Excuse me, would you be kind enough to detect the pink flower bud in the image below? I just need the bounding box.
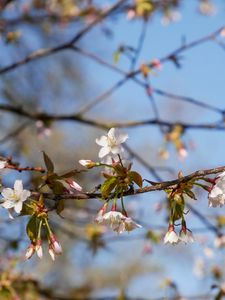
[25,244,35,260]
[35,240,43,259]
[66,179,82,191]
[48,247,55,261]
[50,236,62,255]
[79,159,95,168]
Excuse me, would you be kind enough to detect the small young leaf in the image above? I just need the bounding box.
[42,151,54,173]
[101,177,118,199]
[51,181,65,195]
[26,215,40,243]
[184,189,197,200]
[56,199,65,217]
[128,171,143,188]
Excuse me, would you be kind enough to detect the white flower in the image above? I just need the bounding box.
[179,229,194,244]
[113,217,142,234]
[1,180,31,214]
[101,211,124,228]
[96,210,142,234]
[95,209,105,224]
[164,227,179,244]
[208,172,225,207]
[96,128,128,158]
[0,160,6,169]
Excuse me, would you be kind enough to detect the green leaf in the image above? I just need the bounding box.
[56,199,65,217]
[42,151,54,173]
[20,203,35,216]
[26,215,40,243]
[184,189,197,200]
[51,180,65,195]
[128,171,143,188]
[101,177,118,199]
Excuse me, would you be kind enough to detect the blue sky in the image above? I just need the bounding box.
[1,1,225,298]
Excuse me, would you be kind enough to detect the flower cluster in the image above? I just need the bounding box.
[2,125,225,258]
[164,225,194,245]
[25,235,62,261]
[95,203,142,234]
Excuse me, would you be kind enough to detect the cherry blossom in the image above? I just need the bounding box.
[113,217,142,234]
[96,128,128,158]
[164,226,179,245]
[1,180,31,215]
[96,209,142,234]
[179,228,194,244]
[208,172,225,207]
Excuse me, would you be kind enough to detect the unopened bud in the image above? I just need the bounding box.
[35,240,43,259]
[79,159,96,168]
[48,246,55,261]
[66,179,82,191]
[50,235,62,255]
[25,244,35,260]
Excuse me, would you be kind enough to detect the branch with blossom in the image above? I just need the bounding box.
[1,127,225,260]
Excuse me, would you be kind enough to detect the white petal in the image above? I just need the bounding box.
[111,145,124,155]
[20,190,31,202]
[14,201,23,213]
[107,128,116,139]
[98,146,110,158]
[2,200,15,209]
[14,180,23,194]
[1,188,14,200]
[218,171,225,179]
[209,186,222,198]
[96,135,108,146]
[116,132,128,144]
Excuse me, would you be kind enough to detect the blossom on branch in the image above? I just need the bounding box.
[179,228,194,244]
[113,217,142,234]
[208,172,225,207]
[66,179,82,192]
[48,235,62,261]
[25,240,43,260]
[79,159,96,168]
[1,180,31,216]
[164,226,179,245]
[95,206,142,234]
[96,128,128,158]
